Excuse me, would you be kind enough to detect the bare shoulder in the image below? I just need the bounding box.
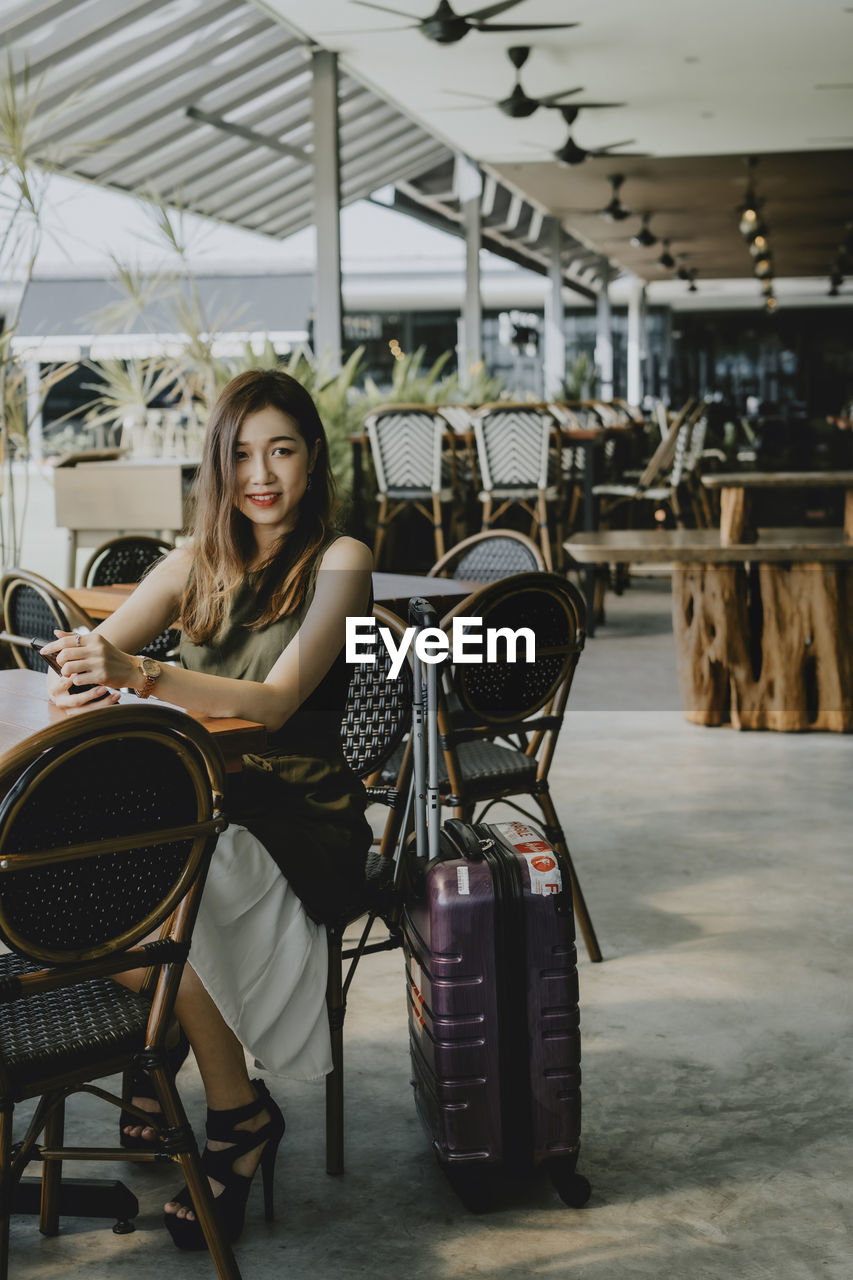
[319,536,373,573]
[140,544,193,595]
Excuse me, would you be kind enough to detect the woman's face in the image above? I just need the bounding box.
[232,405,317,548]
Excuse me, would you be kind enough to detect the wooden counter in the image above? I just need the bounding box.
[565,528,853,732]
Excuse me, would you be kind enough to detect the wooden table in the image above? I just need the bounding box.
[701,471,853,545]
[0,669,266,771]
[68,572,481,623]
[565,527,853,732]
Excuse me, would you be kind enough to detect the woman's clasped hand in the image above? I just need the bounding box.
[41,368,373,1252]
[41,628,136,705]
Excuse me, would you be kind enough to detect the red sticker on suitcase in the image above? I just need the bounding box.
[493,822,563,896]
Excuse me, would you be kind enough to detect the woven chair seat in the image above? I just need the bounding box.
[592,483,671,500]
[478,486,559,501]
[382,737,537,798]
[0,953,151,1094]
[384,486,453,501]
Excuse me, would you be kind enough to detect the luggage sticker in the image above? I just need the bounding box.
[407,955,425,1031]
[495,822,563,896]
[456,865,470,895]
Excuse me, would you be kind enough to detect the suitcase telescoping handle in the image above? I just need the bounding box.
[408,597,440,863]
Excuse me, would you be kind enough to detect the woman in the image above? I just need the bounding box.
[41,369,373,1251]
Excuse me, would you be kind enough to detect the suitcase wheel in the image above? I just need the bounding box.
[550,1165,592,1209]
[442,1164,494,1215]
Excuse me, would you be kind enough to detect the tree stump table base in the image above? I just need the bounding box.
[672,563,853,732]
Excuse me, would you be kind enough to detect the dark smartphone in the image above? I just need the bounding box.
[31,637,109,699]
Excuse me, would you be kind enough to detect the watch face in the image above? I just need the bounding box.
[141,656,161,679]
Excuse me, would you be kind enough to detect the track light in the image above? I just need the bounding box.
[687,271,698,293]
[749,234,769,257]
[630,213,657,248]
[657,240,675,269]
[754,256,773,279]
[765,296,777,313]
[739,199,760,237]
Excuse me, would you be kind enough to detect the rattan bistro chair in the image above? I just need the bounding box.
[383,574,601,963]
[82,535,179,663]
[0,569,94,672]
[0,706,240,1279]
[326,606,414,1175]
[427,530,545,583]
[81,535,173,588]
[364,406,460,568]
[471,403,564,570]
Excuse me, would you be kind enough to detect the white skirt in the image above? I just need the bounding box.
[188,823,332,1080]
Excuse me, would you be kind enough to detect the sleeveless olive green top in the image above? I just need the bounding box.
[179,542,372,924]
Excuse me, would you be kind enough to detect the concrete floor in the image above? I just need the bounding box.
[7,473,853,1279]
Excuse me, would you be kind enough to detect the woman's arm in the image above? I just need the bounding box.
[41,537,373,731]
[42,546,191,707]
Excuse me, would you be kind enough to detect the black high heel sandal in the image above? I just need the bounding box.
[120,1028,191,1151]
[163,1079,285,1252]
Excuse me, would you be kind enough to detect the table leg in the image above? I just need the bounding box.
[350,437,365,541]
[581,441,598,636]
[65,531,77,589]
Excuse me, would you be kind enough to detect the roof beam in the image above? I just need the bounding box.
[185,107,311,165]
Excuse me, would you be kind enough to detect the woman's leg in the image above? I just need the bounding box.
[117,963,274,1221]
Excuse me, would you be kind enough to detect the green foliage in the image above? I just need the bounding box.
[561,351,595,401]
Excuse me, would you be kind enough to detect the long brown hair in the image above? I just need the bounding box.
[181,369,336,644]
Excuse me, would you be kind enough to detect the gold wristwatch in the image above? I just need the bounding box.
[136,655,162,699]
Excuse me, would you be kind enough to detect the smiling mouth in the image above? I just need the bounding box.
[246,493,280,506]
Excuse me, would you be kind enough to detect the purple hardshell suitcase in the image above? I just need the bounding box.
[400,600,590,1211]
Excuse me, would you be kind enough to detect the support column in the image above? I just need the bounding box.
[595,259,613,401]
[543,217,566,400]
[626,278,646,409]
[457,155,482,388]
[660,306,673,405]
[26,358,43,466]
[311,49,343,370]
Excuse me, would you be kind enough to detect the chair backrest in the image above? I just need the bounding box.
[472,403,558,491]
[669,402,708,487]
[341,606,413,781]
[441,573,584,725]
[0,706,226,966]
[1,569,95,672]
[428,531,545,582]
[636,398,696,493]
[82,535,173,587]
[364,406,448,494]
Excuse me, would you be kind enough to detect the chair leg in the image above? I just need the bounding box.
[373,497,390,569]
[0,1106,12,1280]
[325,928,345,1176]
[151,1068,242,1280]
[431,494,445,561]
[537,493,554,571]
[536,786,602,963]
[39,1095,64,1237]
[481,495,492,532]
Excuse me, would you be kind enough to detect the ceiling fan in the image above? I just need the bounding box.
[598,174,631,221]
[350,1,579,45]
[550,106,641,166]
[444,45,587,118]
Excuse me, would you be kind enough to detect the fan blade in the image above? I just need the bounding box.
[351,1,415,16]
[475,21,580,31]
[538,87,585,106]
[593,140,638,154]
[465,0,525,18]
[561,101,626,110]
[442,89,497,100]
